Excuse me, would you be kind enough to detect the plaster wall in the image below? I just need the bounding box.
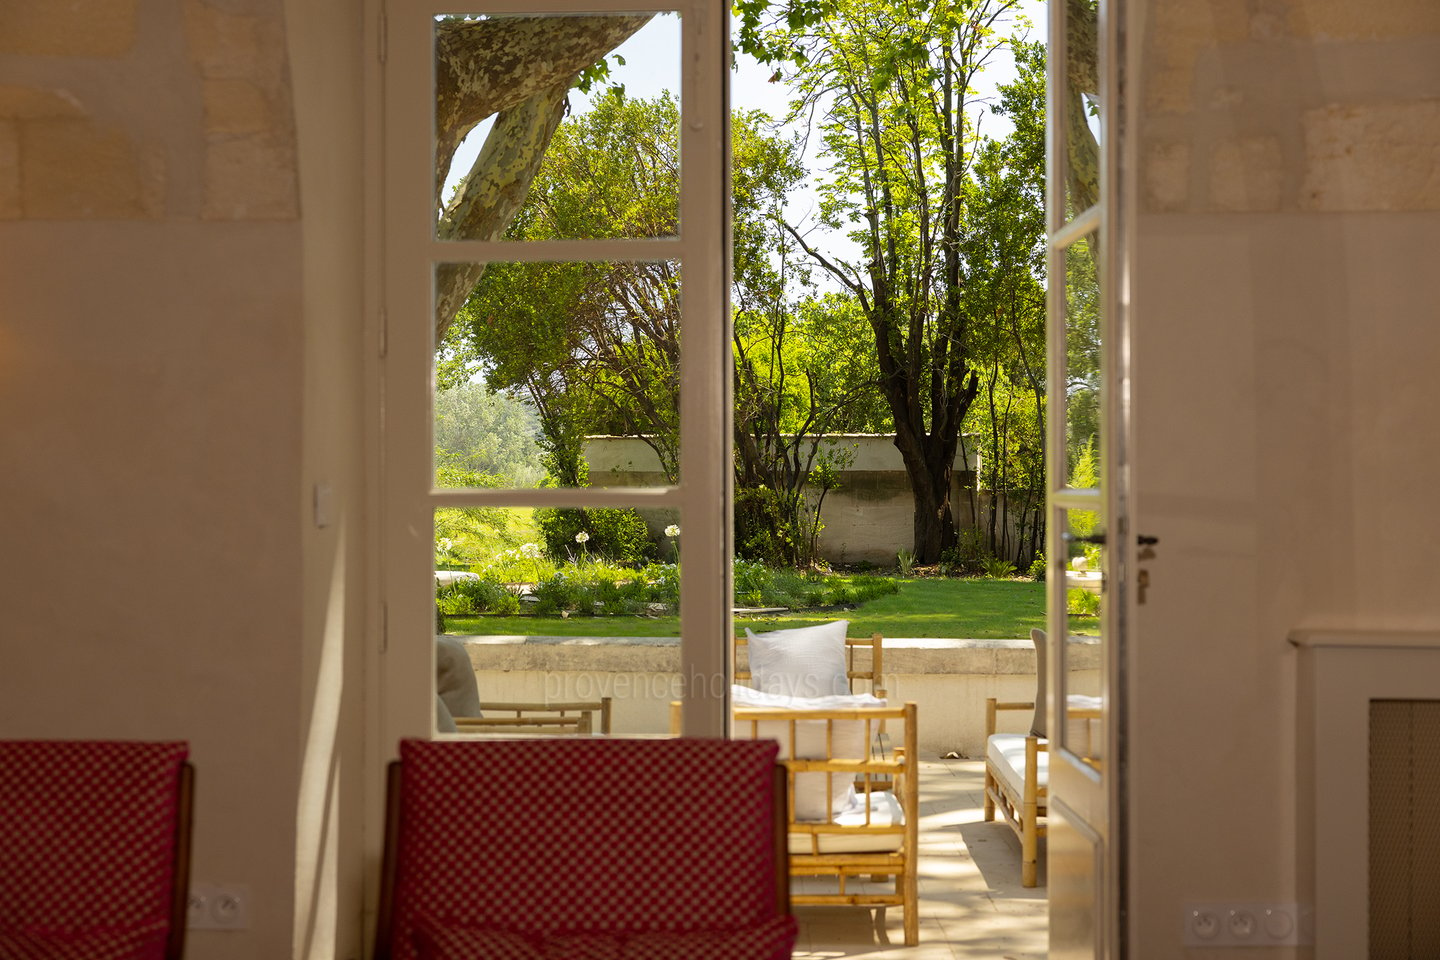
[1130,1,1440,955]
[0,2,329,958]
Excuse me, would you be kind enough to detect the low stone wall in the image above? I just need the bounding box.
[456,634,1100,758]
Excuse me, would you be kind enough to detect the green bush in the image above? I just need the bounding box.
[939,527,989,576]
[534,506,655,566]
[981,557,1018,579]
[1067,587,1101,617]
[436,576,521,617]
[1028,553,1047,582]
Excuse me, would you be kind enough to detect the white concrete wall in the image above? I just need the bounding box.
[459,636,1098,758]
[1130,1,1440,956]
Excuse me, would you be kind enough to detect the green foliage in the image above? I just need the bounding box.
[1067,587,1101,617]
[733,560,899,609]
[1068,438,1100,539]
[534,506,655,566]
[433,382,544,485]
[896,549,916,578]
[981,557,1018,580]
[436,576,522,617]
[530,567,659,617]
[433,466,526,563]
[939,528,990,577]
[1028,552,1047,582]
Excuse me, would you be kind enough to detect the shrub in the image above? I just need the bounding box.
[940,527,989,576]
[534,506,656,566]
[436,576,520,617]
[981,557,1018,579]
[896,548,916,577]
[1028,553,1047,582]
[1067,587,1101,617]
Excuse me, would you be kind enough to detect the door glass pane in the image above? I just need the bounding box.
[433,12,681,242]
[1062,508,1104,767]
[435,259,682,489]
[1065,232,1101,484]
[1062,0,1101,219]
[435,506,681,736]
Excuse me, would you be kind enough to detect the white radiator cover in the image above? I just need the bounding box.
[1293,630,1440,960]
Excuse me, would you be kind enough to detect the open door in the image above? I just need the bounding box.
[1045,0,1130,956]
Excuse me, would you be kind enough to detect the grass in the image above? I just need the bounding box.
[443,576,1092,640]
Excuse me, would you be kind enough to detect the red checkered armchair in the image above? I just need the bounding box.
[0,740,193,960]
[375,738,796,960]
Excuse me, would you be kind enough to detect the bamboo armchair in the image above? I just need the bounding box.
[670,699,920,946]
[983,698,1048,887]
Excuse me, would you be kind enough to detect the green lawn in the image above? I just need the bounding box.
[444,576,1088,640]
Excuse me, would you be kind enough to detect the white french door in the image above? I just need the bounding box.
[374,0,732,751]
[1045,0,1131,955]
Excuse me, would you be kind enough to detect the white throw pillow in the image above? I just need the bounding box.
[732,685,886,821]
[744,620,851,698]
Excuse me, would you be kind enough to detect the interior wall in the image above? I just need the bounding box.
[1130,1,1440,956]
[0,2,314,958]
[286,0,368,957]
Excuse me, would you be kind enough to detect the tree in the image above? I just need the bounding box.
[433,381,545,486]
[960,40,1048,566]
[739,0,1028,562]
[458,91,686,481]
[431,14,653,342]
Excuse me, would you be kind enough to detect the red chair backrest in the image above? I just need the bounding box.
[0,740,190,956]
[379,738,784,960]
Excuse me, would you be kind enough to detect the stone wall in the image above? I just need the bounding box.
[585,434,997,563]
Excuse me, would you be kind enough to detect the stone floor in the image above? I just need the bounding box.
[793,759,1048,959]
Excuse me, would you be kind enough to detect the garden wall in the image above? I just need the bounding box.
[456,634,1100,758]
[584,434,989,564]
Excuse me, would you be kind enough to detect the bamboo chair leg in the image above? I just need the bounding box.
[1021,736,1039,888]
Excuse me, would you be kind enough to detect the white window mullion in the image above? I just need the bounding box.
[676,0,730,737]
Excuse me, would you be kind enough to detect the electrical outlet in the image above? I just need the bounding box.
[1182,903,1309,947]
[187,883,251,930]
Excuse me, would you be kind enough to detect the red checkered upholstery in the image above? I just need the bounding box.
[379,738,793,960]
[0,740,189,957]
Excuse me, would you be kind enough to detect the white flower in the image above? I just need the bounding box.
[574,531,590,544]
[518,542,542,559]
[664,524,680,538]
[438,538,454,552]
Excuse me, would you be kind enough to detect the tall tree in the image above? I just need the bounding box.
[961,40,1048,566]
[432,14,653,342]
[739,0,1027,561]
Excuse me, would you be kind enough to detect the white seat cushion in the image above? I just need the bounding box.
[986,733,1048,801]
[788,790,904,854]
[732,686,886,820]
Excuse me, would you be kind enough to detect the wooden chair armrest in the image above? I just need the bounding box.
[985,697,1036,737]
